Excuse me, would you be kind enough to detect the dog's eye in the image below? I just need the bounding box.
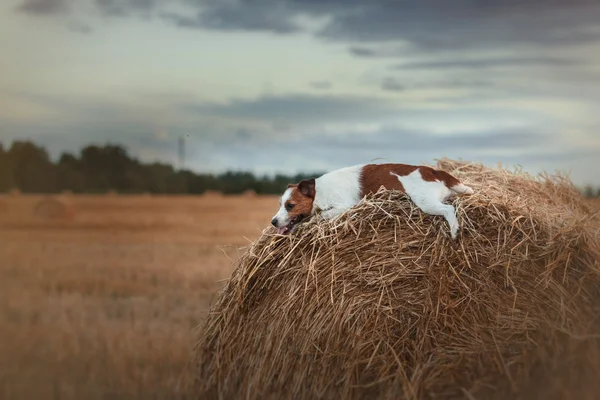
[286,203,295,210]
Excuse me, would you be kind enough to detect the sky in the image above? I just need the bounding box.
[1,0,600,185]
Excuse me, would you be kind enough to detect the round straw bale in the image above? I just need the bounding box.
[242,189,257,197]
[193,159,600,400]
[9,188,20,197]
[203,190,222,197]
[33,195,75,220]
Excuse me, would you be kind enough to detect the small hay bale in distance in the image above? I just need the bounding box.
[33,195,75,220]
[202,190,223,197]
[193,159,600,400]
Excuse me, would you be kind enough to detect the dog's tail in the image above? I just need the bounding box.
[449,183,474,195]
[430,168,475,195]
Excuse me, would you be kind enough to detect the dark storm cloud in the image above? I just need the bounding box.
[16,0,68,15]
[170,1,600,52]
[317,1,600,49]
[18,0,600,53]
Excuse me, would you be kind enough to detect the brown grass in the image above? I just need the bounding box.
[0,193,279,400]
[193,159,600,400]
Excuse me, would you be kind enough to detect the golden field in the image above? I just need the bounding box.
[1,193,599,400]
[0,193,279,400]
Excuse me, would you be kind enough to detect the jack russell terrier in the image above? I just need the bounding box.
[271,163,474,239]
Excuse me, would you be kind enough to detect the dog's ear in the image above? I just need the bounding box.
[298,178,316,199]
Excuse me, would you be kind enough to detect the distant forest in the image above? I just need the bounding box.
[0,140,323,195]
[0,140,599,197]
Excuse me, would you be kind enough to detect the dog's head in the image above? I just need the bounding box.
[271,178,316,235]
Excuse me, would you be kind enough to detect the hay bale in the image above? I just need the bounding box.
[242,189,257,197]
[193,159,600,400]
[9,188,20,197]
[203,190,222,197]
[33,196,75,220]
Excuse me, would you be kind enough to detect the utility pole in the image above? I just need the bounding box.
[178,135,185,170]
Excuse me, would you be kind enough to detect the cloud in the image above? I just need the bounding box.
[184,94,398,123]
[348,46,379,57]
[16,0,68,15]
[380,79,494,94]
[310,81,333,90]
[16,0,600,56]
[67,21,93,34]
[94,0,157,17]
[160,2,300,34]
[381,77,404,92]
[157,1,600,53]
[308,126,554,153]
[392,56,579,70]
[317,1,600,50]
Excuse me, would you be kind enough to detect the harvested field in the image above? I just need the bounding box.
[0,194,279,400]
[194,159,600,400]
[2,174,599,400]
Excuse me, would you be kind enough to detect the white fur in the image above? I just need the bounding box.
[273,164,473,239]
[449,183,474,195]
[312,165,472,239]
[273,187,294,227]
[312,165,364,218]
[392,169,460,239]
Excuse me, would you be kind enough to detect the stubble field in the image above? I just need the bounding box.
[0,193,279,400]
[1,194,599,400]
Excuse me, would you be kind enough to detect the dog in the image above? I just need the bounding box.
[271,163,474,239]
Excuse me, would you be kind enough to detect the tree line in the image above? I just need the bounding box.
[0,140,322,195]
[1,140,599,197]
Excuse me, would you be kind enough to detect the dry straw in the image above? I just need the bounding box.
[33,195,75,220]
[192,158,600,400]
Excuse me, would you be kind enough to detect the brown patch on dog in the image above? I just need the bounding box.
[360,163,462,197]
[360,164,417,197]
[284,180,315,222]
[417,166,461,188]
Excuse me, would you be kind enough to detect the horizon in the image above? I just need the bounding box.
[4,138,600,193]
[1,0,600,185]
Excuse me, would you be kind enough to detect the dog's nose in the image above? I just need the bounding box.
[271,218,278,227]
